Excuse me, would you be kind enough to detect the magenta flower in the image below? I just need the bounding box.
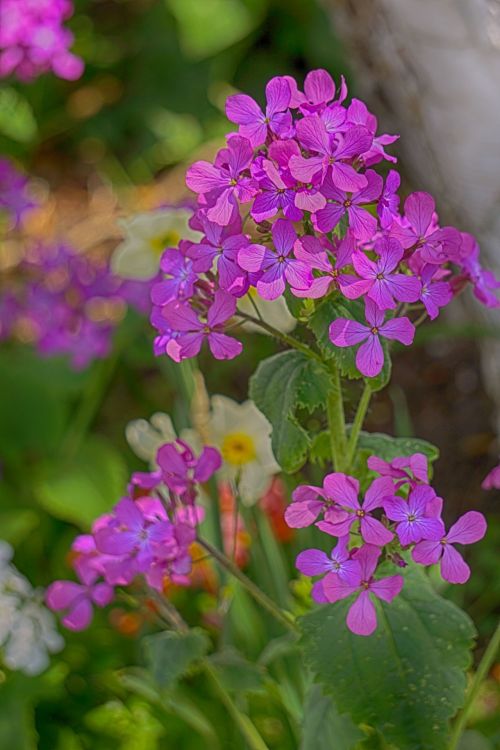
[187,218,249,297]
[323,545,404,636]
[384,485,445,546]
[418,264,452,320]
[225,76,292,147]
[377,169,400,228]
[391,192,461,264]
[292,232,371,300]
[186,136,256,226]
[316,473,395,546]
[237,218,311,300]
[290,116,372,191]
[329,299,415,378]
[151,242,198,305]
[456,232,500,309]
[296,536,361,604]
[482,463,500,490]
[251,159,302,223]
[367,453,429,489]
[294,68,342,113]
[156,440,221,501]
[46,571,113,632]
[412,511,487,584]
[352,237,421,310]
[345,99,399,166]
[161,290,242,361]
[313,169,382,240]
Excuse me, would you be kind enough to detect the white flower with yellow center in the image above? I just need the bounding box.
[237,288,296,335]
[111,208,200,280]
[208,395,279,504]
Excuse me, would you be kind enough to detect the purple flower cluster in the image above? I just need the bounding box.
[0,158,38,229]
[0,0,83,82]
[46,439,221,630]
[151,70,499,376]
[286,453,487,635]
[0,243,151,369]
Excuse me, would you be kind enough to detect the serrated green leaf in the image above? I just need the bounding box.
[249,351,331,473]
[143,629,210,689]
[301,684,364,750]
[35,436,127,528]
[300,567,476,750]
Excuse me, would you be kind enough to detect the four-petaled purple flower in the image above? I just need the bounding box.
[46,569,113,632]
[151,242,198,306]
[323,545,404,636]
[187,218,249,297]
[352,237,421,310]
[156,439,221,502]
[329,299,415,378]
[226,76,292,147]
[384,485,445,546]
[296,535,361,603]
[313,169,382,240]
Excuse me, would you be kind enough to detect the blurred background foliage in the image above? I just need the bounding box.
[0,1,498,748]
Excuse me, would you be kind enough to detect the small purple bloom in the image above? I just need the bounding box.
[226,76,292,147]
[237,218,311,300]
[46,570,113,632]
[377,169,400,228]
[323,545,404,636]
[391,192,461,264]
[187,218,249,297]
[418,264,452,319]
[296,536,361,603]
[151,242,198,305]
[156,440,221,502]
[329,299,415,378]
[367,453,429,489]
[482,462,500,490]
[384,485,445,546]
[346,99,399,166]
[412,511,487,584]
[352,236,421,310]
[251,158,302,223]
[313,169,382,240]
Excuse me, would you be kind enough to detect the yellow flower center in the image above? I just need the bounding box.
[149,230,181,256]
[221,432,256,466]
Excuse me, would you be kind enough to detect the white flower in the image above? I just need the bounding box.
[125,412,177,465]
[208,395,279,504]
[237,289,296,335]
[111,207,200,280]
[0,542,63,676]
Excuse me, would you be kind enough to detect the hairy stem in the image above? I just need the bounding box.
[345,382,372,471]
[235,312,322,363]
[449,621,500,750]
[326,362,347,472]
[197,536,299,634]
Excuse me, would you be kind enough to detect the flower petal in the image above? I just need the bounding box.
[346,590,377,636]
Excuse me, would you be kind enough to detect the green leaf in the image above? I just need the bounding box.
[208,648,265,693]
[300,567,476,750]
[356,431,439,465]
[35,436,127,528]
[0,88,37,143]
[301,684,363,750]
[249,350,331,473]
[143,628,210,689]
[307,296,392,392]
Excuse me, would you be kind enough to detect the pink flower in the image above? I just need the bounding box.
[186,218,249,297]
[418,264,452,320]
[186,136,256,226]
[323,545,404,636]
[226,76,292,147]
[352,236,421,310]
[316,473,395,546]
[161,290,242,361]
[292,68,344,113]
[237,218,311,300]
[412,511,487,584]
[391,192,461,264]
[329,299,415,378]
[151,242,198,305]
[251,158,303,223]
[313,169,382,240]
[367,453,429,489]
[296,536,361,603]
[384,485,445,546]
[156,440,221,501]
[482,463,500,490]
[290,115,371,192]
[46,570,113,632]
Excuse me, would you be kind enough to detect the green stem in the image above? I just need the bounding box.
[345,383,372,470]
[326,363,347,471]
[235,312,322,363]
[449,621,500,750]
[197,537,299,634]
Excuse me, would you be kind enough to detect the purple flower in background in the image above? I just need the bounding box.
[482,463,500,490]
[316,473,395,546]
[323,545,404,636]
[0,157,37,228]
[151,242,198,305]
[156,440,221,501]
[161,290,242,360]
[352,237,421,310]
[418,264,452,319]
[46,570,113,632]
[367,453,429,488]
[290,116,372,191]
[377,170,400,228]
[412,511,487,583]
[226,76,292,147]
[384,485,444,546]
[0,0,84,82]
[186,136,256,226]
[456,232,500,309]
[391,192,461,264]
[238,218,311,300]
[187,218,249,297]
[313,169,382,240]
[296,536,361,603]
[329,299,415,378]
